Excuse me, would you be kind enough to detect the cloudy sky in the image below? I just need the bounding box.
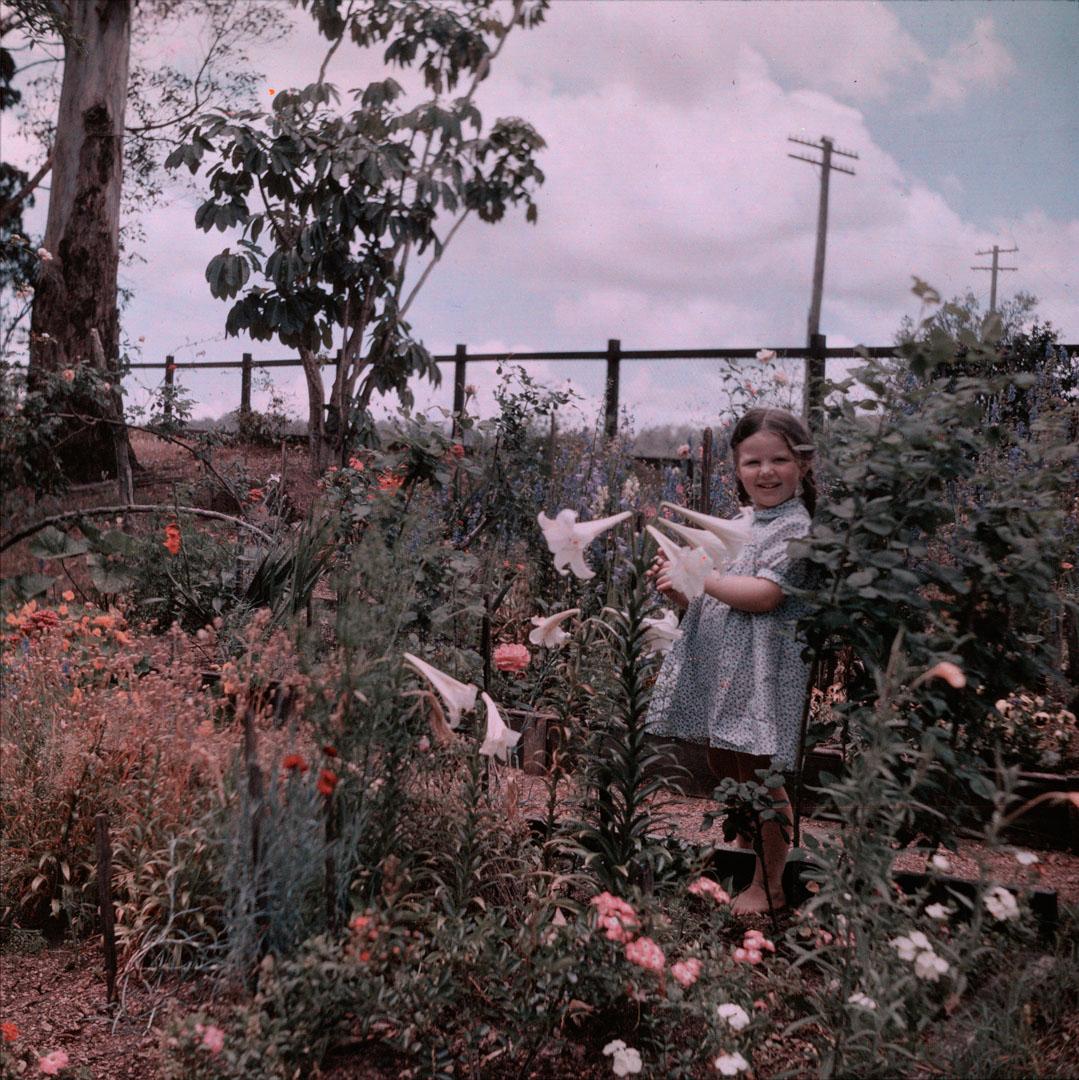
[11,0,1079,428]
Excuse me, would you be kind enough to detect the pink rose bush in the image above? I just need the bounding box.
[492,642,531,673]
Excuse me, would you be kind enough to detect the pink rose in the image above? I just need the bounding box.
[492,642,531,673]
[38,1050,70,1075]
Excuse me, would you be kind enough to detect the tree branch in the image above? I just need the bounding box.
[0,152,53,226]
[399,208,471,317]
[1,504,274,554]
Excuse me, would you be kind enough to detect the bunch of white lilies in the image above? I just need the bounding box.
[401,502,752,762]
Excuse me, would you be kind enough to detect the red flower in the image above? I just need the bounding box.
[281,754,308,773]
[1,1021,18,1042]
[163,523,182,556]
[449,443,465,459]
[248,487,265,503]
[317,769,338,797]
[322,744,338,758]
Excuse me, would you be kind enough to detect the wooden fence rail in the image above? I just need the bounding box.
[126,337,1076,438]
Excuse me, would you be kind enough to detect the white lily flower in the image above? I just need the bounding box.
[660,504,754,564]
[645,526,715,601]
[537,509,631,579]
[714,1051,750,1076]
[641,610,682,656]
[654,519,740,573]
[402,653,477,729]
[528,608,579,648]
[479,692,520,762]
[756,348,777,363]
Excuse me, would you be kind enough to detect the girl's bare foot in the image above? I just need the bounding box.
[731,882,786,916]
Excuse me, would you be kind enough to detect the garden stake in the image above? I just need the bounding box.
[698,426,713,514]
[792,656,821,849]
[94,813,118,1004]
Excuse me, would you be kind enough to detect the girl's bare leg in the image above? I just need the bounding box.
[730,753,790,915]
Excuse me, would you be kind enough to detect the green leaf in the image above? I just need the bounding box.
[0,573,54,606]
[27,526,90,560]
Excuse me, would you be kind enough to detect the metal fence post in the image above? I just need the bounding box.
[453,343,467,437]
[605,338,621,439]
[240,351,253,416]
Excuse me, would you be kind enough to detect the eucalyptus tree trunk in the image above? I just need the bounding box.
[28,0,133,482]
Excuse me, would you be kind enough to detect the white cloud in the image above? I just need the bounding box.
[922,17,1017,111]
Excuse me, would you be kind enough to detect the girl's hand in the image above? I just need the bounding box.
[649,553,689,609]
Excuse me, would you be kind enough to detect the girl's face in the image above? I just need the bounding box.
[734,430,808,510]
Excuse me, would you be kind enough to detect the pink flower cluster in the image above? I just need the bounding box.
[624,935,666,973]
[670,957,701,987]
[687,877,732,905]
[38,1050,70,1076]
[195,1023,225,1055]
[733,929,776,965]
[590,891,639,942]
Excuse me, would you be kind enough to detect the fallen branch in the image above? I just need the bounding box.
[1,504,274,554]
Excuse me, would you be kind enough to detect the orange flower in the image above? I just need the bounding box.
[62,368,75,382]
[62,590,75,602]
[248,487,265,503]
[377,471,404,494]
[282,753,309,773]
[316,769,338,797]
[163,522,182,556]
[348,456,365,471]
[1,1021,18,1042]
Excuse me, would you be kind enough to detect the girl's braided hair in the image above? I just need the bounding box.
[729,407,817,516]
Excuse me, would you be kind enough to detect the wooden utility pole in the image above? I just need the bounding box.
[788,135,858,420]
[971,244,1018,315]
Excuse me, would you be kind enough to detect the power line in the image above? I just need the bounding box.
[971,244,1018,314]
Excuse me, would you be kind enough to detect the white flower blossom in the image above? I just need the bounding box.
[847,991,877,1011]
[913,950,950,982]
[925,903,950,920]
[714,1051,750,1075]
[716,1002,751,1031]
[620,474,640,504]
[755,349,777,363]
[36,246,54,262]
[984,885,1020,922]
[528,608,579,649]
[603,1040,642,1077]
[659,504,754,566]
[1014,850,1039,867]
[930,853,951,872]
[641,609,682,656]
[479,692,520,763]
[402,653,477,729]
[537,509,631,580]
[645,525,715,601]
[591,484,610,516]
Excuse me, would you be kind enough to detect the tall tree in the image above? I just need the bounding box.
[26,0,132,480]
[171,0,548,469]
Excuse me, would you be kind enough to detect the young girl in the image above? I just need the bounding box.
[646,407,817,915]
